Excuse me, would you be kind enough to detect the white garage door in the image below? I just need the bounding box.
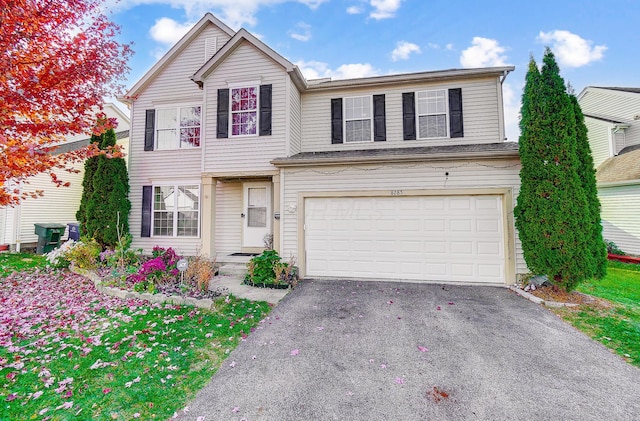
[304,195,505,283]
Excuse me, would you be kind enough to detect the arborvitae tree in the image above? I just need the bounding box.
[83,128,131,247]
[514,48,600,291]
[570,94,608,279]
[76,133,102,228]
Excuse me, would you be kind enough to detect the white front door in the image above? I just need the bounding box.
[242,182,272,248]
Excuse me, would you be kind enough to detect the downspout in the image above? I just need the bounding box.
[498,69,513,141]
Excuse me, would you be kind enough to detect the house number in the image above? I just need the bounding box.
[390,190,404,196]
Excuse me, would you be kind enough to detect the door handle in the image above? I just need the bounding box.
[241,213,245,218]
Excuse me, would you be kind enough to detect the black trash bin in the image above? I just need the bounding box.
[67,223,80,241]
[34,223,66,254]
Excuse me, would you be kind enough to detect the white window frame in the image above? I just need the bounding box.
[416,89,449,139]
[151,183,201,238]
[229,84,259,137]
[343,95,374,143]
[155,104,202,150]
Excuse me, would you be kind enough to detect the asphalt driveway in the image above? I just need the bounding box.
[177,280,640,420]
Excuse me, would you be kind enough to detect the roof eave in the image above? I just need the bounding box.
[271,149,520,167]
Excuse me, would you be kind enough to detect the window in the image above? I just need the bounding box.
[231,87,258,136]
[154,106,201,149]
[344,96,373,142]
[152,184,200,237]
[416,90,447,139]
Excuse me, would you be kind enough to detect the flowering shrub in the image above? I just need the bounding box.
[46,239,76,269]
[65,238,101,269]
[129,247,180,293]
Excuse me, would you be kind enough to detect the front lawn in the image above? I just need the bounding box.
[552,261,640,367]
[0,262,271,420]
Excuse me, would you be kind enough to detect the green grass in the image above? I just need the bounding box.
[553,262,640,367]
[0,257,272,420]
[0,252,47,276]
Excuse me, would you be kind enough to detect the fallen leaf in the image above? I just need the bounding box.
[418,345,428,353]
[290,349,299,356]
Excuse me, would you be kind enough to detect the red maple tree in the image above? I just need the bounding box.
[0,0,133,206]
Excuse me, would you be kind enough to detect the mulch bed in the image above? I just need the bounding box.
[529,285,612,308]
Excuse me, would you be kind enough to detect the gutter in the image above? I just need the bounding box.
[597,179,640,188]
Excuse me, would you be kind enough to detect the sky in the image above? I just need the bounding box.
[104,0,640,141]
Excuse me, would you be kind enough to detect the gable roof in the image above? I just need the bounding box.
[120,13,235,103]
[593,87,640,94]
[191,28,307,91]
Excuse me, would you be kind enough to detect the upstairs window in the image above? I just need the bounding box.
[416,90,447,139]
[145,106,201,150]
[216,85,272,138]
[344,96,373,143]
[231,86,258,136]
[402,88,463,141]
[331,95,386,144]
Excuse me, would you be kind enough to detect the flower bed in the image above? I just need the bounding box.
[608,253,640,265]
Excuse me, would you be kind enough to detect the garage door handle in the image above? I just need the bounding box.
[241,213,245,218]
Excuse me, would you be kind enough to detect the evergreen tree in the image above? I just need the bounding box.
[84,128,131,247]
[514,48,601,291]
[570,94,608,279]
[76,133,102,227]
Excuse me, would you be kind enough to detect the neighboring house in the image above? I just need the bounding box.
[578,87,640,255]
[0,103,130,251]
[120,13,525,285]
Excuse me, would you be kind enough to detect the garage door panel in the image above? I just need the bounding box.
[305,195,505,283]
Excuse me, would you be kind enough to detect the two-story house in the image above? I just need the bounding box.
[578,87,640,255]
[120,13,525,285]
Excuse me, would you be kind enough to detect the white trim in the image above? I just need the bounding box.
[227,80,262,88]
[343,95,374,143]
[154,104,202,150]
[415,89,449,140]
[151,183,202,238]
[229,85,260,138]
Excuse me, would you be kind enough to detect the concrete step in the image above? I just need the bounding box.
[218,262,249,276]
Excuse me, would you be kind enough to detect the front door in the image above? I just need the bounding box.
[242,182,272,248]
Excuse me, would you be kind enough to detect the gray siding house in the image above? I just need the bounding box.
[578,87,640,254]
[120,13,525,284]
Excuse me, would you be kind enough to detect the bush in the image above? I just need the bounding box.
[184,254,216,292]
[46,240,76,269]
[605,240,625,256]
[129,247,180,293]
[244,250,297,287]
[65,238,101,269]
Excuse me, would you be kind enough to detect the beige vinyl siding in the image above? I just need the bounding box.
[16,163,84,245]
[300,77,501,153]
[214,181,242,254]
[127,25,229,255]
[580,88,640,150]
[599,184,640,255]
[288,79,302,155]
[585,118,611,167]
[202,41,287,172]
[281,158,525,278]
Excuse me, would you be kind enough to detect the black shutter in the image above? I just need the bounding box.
[259,84,272,136]
[141,186,152,238]
[144,110,155,151]
[402,92,416,140]
[373,94,386,142]
[448,88,464,138]
[331,98,343,144]
[217,89,229,138]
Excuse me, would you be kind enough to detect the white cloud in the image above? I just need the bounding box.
[110,1,329,30]
[347,5,363,14]
[295,60,379,80]
[445,43,454,51]
[149,17,194,45]
[427,42,439,49]
[460,37,509,68]
[391,41,421,61]
[370,0,403,19]
[289,22,311,41]
[537,30,606,68]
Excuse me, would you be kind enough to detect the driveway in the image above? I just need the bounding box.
[177,280,640,420]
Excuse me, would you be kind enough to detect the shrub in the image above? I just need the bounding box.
[605,240,625,256]
[65,237,101,269]
[244,250,298,287]
[184,254,216,292]
[129,247,180,293]
[46,239,76,269]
